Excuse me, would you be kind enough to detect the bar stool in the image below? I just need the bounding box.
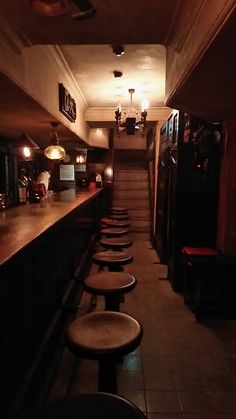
[100,236,133,250]
[93,249,133,271]
[83,271,137,311]
[182,246,219,306]
[109,214,129,220]
[67,311,143,393]
[34,392,146,419]
[100,227,129,237]
[100,218,130,228]
[111,206,128,214]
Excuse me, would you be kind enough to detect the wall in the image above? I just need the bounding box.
[165,0,235,106]
[88,128,109,148]
[113,131,147,150]
[0,36,109,149]
[217,118,236,254]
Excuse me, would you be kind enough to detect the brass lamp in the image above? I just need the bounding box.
[44,122,66,160]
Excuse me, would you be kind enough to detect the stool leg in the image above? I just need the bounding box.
[108,264,124,272]
[98,357,117,394]
[105,293,120,311]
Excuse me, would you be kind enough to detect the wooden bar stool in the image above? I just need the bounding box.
[109,214,129,220]
[34,392,146,419]
[67,311,143,394]
[100,218,130,228]
[100,236,133,250]
[111,206,128,214]
[100,227,129,237]
[83,272,137,311]
[93,250,133,271]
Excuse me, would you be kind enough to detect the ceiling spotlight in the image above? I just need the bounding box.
[113,70,123,78]
[28,0,68,16]
[112,45,125,57]
[71,0,96,20]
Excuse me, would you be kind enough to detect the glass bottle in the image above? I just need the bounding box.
[17,169,28,204]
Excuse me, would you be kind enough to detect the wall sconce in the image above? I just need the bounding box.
[76,150,87,164]
[17,132,39,160]
[104,166,113,183]
[44,122,66,160]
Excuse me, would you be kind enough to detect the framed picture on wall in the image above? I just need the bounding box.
[59,164,75,181]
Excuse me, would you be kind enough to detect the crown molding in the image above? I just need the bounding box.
[43,45,88,110]
[85,106,172,123]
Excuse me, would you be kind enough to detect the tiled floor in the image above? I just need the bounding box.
[49,238,236,419]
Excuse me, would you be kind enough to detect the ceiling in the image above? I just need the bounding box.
[0,0,178,149]
[0,1,235,150]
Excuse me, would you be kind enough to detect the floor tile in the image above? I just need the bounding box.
[48,238,236,419]
[146,391,181,413]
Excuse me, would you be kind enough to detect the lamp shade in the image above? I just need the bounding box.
[43,122,66,160]
[44,145,65,160]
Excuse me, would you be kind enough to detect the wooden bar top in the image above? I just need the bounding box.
[0,188,103,267]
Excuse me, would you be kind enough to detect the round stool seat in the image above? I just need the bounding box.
[109,214,129,220]
[34,392,146,419]
[100,227,129,237]
[111,206,128,213]
[100,236,133,250]
[67,311,143,393]
[84,272,136,311]
[67,311,143,358]
[93,250,133,271]
[100,218,130,228]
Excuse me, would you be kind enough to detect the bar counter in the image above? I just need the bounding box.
[0,188,104,267]
[0,186,111,419]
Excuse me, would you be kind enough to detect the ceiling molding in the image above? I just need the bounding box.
[85,106,172,123]
[44,45,88,110]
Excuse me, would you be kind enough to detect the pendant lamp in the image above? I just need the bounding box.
[44,122,65,160]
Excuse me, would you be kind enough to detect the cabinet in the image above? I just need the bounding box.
[155,111,222,291]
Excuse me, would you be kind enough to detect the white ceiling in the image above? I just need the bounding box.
[60,44,166,109]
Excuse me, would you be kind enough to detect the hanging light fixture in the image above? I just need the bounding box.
[15,132,39,160]
[115,89,148,136]
[44,122,66,160]
[28,0,68,15]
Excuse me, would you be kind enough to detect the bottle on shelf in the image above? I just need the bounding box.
[17,168,28,204]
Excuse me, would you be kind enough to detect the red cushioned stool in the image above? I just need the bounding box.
[182,246,219,308]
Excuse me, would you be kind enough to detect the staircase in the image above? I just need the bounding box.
[112,164,151,240]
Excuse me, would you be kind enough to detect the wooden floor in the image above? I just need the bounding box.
[46,238,236,419]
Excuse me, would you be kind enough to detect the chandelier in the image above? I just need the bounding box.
[115,89,148,136]
[44,122,66,160]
